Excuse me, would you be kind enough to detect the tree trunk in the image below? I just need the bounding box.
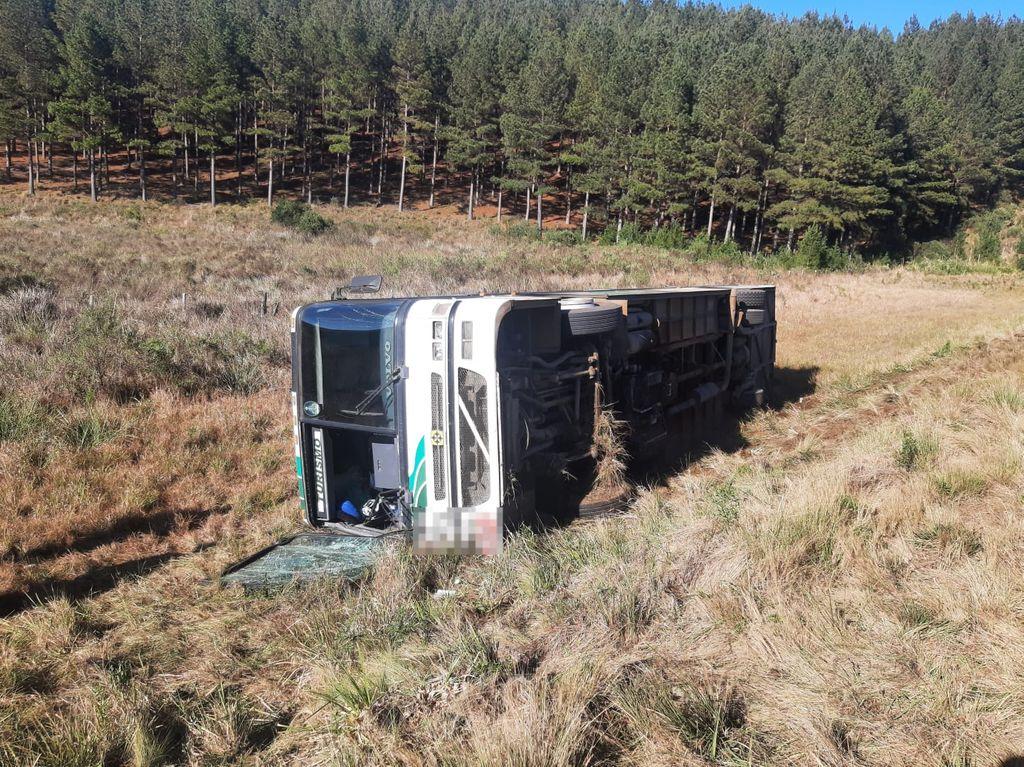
[368,130,375,195]
[183,130,190,182]
[236,104,243,197]
[565,178,571,225]
[524,184,531,221]
[786,228,795,251]
[267,155,274,207]
[4,140,11,179]
[467,179,474,221]
[89,149,97,202]
[724,204,735,243]
[536,185,543,232]
[706,193,716,239]
[139,147,146,202]
[253,112,260,184]
[616,208,623,242]
[193,128,198,190]
[344,151,351,208]
[497,187,503,222]
[582,191,590,240]
[429,115,438,208]
[398,104,409,211]
[210,151,216,205]
[377,113,386,203]
[27,141,34,195]
[73,150,78,191]
[751,210,761,256]
[172,147,180,200]
[304,125,312,204]
[751,175,769,255]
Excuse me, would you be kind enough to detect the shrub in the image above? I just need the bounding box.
[707,239,745,264]
[0,273,51,295]
[296,208,331,235]
[616,221,644,245]
[59,303,151,403]
[913,240,955,261]
[554,250,588,276]
[498,221,542,241]
[271,200,331,235]
[120,205,144,223]
[975,227,1001,262]
[795,226,845,271]
[270,199,307,227]
[643,224,689,250]
[686,233,712,259]
[597,221,643,245]
[545,229,583,246]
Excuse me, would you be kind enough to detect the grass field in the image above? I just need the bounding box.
[1,193,1023,766]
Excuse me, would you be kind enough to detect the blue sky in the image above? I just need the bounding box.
[720,0,1021,32]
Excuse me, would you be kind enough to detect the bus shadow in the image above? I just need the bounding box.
[533,365,818,527]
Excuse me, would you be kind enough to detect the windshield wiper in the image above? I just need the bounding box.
[348,368,401,417]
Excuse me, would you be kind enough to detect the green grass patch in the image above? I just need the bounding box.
[934,470,989,500]
[701,479,741,525]
[914,523,983,557]
[895,429,937,471]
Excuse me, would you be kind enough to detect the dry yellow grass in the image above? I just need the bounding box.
[1,192,1024,765]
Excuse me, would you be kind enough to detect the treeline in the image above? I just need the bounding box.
[1,0,1023,254]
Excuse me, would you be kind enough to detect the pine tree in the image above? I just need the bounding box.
[769,45,899,249]
[392,4,433,212]
[993,45,1024,192]
[251,0,302,206]
[499,27,567,231]
[445,19,501,220]
[692,43,777,244]
[0,0,1021,257]
[900,87,961,237]
[306,0,372,207]
[185,0,240,205]
[51,3,121,201]
[0,0,58,194]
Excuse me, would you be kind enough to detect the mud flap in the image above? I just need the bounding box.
[220,532,405,590]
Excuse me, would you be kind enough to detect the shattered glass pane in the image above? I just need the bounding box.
[221,533,400,590]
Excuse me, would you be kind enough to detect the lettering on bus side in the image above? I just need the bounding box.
[312,427,329,520]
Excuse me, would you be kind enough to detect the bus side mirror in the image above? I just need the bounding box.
[349,275,382,293]
[332,275,382,300]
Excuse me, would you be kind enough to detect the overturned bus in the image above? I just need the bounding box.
[289,282,775,555]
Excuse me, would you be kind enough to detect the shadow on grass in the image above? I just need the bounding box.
[15,504,229,563]
[0,505,227,618]
[771,365,819,408]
